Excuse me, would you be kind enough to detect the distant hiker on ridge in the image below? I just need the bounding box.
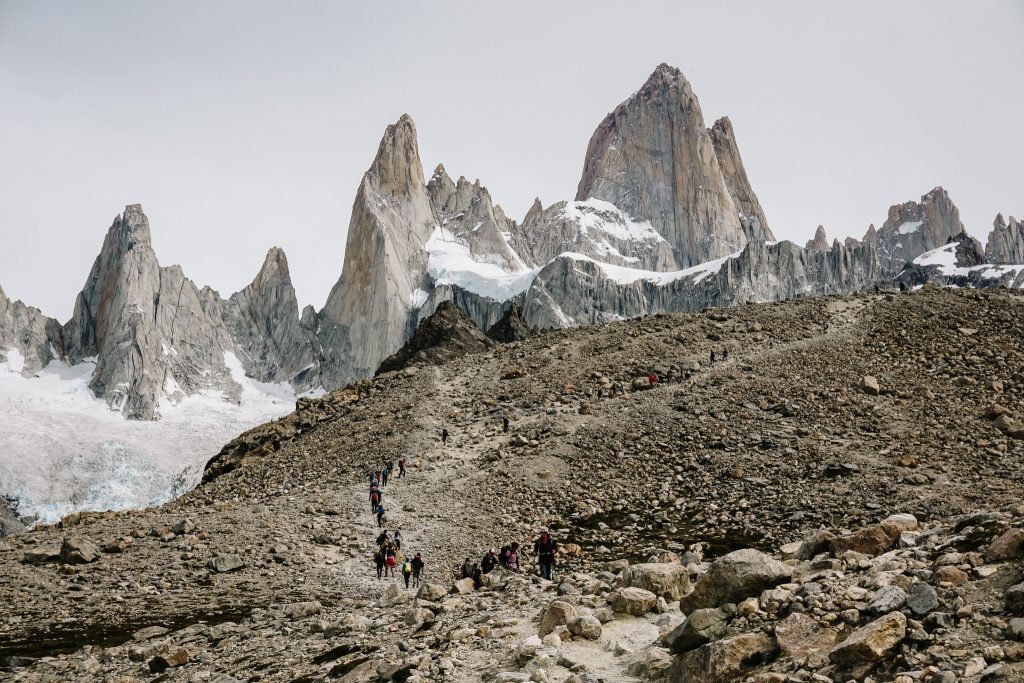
[442,428,449,445]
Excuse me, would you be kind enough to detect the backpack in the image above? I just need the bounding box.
[402,561,412,574]
[499,545,511,565]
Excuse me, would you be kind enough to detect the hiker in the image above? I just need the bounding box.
[369,487,381,514]
[374,547,385,580]
[505,542,521,572]
[376,503,386,527]
[394,528,403,551]
[398,458,406,478]
[710,349,716,363]
[533,530,558,581]
[498,544,511,569]
[411,553,424,587]
[402,557,413,588]
[481,548,498,574]
[471,563,483,589]
[502,416,509,433]
[722,349,729,361]
[376,530,389,547]
[381,466,388,487]
[648,372,657,385]
[460,558,473,580]
[385,545,396,578]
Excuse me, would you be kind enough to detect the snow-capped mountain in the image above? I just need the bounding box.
[2,62,1023,523]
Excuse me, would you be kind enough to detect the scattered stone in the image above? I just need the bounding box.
[679,548,792,612]
[829,612,907,667]
[59,536,99,564]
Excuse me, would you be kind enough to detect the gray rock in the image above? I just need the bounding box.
[539,600,579,637]
[829,612,907,667]
[1007,582,1024,614]
[568,615,602,640]
[679,548,792,612]
[59,536,99,564]
[986,214,1024,265]
[906,582,939,617]
[667,632,779,683]
[207,554,244,573]
[867,585,908,615]
[621,562,691,601]
[0,286,63,377]
[665,605,734,654]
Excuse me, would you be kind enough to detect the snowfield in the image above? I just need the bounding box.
[425,226,538,301]
[0,353,295,525]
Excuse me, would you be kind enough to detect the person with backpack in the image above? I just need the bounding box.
[471,563,483,589]
[533,531,558,581]
[398,458,406,478]
[376,530,389,547]
[376,503,386,527]
[369,487,381,514]
[481,548,498,574]
[394,528,403,551]
[442,428,449,445]
[381,466,388,487]
[411,553,424,587]
[506,542,521,572]
[710,349,716,363]
[402,557,413,588]
[498,544,511,569]
[373,547,385,580]
[385,545,397,578]
[502,416,509,433]
[722,349,729,361]
[459,558,473,580]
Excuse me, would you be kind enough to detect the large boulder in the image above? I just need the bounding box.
[829,612,906,667]
[831,522,902,557]
[622,562,691,601]
[207,554,244,573]
[665,605,735,654]
[679,548,792,612]
[987,528,1024,562]
[59,537,100,564]
[1007,583,1024,615]
[539,600,579,637]
[609,587,658,616]
[774,613,837,659]
[667,632,779,683]
[416,583,448,602]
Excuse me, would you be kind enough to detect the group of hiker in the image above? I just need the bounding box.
[368,458,407,527]
[709,348,729,363]
[456,531,560,586]
[367,458,425,588]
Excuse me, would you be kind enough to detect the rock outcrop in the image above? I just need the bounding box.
[486,302,535,343]
[0,286,63,376]
[318,115,437,386]
[376,301,493,375]
[576,63,749,268]
[986,214,1024,265]
[805,226,830,252]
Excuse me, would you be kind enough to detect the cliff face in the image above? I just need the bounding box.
[576,64,749,268]
[317,115,437,386]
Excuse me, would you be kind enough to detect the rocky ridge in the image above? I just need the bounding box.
[2,64,1023,422]
[2,287,1024,681]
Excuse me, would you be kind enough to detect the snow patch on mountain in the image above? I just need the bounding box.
[564,249,740,286]
[426,226,538,301]
[0,356,294,525]
[913,243,1024,284]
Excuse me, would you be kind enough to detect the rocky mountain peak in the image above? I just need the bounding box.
[806,226,830,252]
[875,186,964,268]
[369,113,426,196]
[709,116,774,242]
[986,212,1024,265]
[524,197,543,224]
[575,63,748,268]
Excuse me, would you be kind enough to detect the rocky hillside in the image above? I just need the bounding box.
[3,63,1023,422]
[2,288,1023,681]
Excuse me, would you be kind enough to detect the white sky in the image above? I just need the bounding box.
[1,1,1022,321]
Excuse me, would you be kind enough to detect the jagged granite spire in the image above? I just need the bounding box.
[874,187,964,267]
[576,63,749,268]
[986,214,1024,264]
[318,114,437,386]
[224,247,319,387]
[0,286,63,376]
[805,226,830,252]
[63,205,239,419]
[709,116,774,242]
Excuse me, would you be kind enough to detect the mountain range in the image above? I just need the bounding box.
[2,63,1023,421]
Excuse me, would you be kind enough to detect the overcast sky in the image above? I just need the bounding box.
[1,1,1021,320]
